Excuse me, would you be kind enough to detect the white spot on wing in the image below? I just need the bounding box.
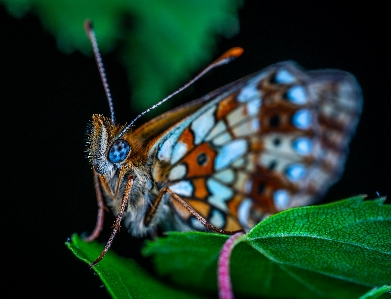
[170,181,193,197]
[215,140,248,170]
[212,132,232,146]
[190,217,205,230]
[251,119,260,130]
[158,135,175,162]
[157,127,185,162]
[238,84,260,102]
[233,158,245,168]
[273,189,290,210]
[238,198,252,228]
[244,180,252,194]
[214,168,235,184]
[205,120,226,141]
[209,209,225,228]
[191,106,216,145]
[227,106,245,127]
[171,141,187,164]
[233,172,248,192]
[246,154,255,172]
[259,153,295,173]
[233,118,260,137]
[207,179,233,212]
[168,164,187,181]
[247,98,261,115]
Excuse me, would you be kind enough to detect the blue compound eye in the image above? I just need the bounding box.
[108,139,131,163]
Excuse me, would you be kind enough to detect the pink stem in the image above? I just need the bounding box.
[218,232,245,299]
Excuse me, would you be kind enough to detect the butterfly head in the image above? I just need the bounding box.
[86,114,132,176]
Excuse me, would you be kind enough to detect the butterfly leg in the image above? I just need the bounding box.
[83,170,107,242]
[166,188,245,235]
[144,187,166,226]
[89,176,134,268]
[146,187,245,235]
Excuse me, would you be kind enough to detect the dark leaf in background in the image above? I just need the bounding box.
[1,0,241,111]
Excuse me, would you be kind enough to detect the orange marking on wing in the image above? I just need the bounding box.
[177,127,194,148]
[226,195,243,219]
[182,142,217,177]
[193,178,209,200]
[171,197,192,219]
[250,138,264,152]
[249,178,287,214]
[223,215,242,231]
[216,93,239,120]
[186,199,211,218]
[247,168,298,213]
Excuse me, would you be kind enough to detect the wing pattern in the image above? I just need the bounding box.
[154,62,361,231]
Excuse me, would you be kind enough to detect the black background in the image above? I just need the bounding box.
[1,1,390,298]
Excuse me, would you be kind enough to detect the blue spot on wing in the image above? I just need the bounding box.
[292,109,311,129]
[274,69,296,84]
[285,163,306,181]
[286,86,307,104]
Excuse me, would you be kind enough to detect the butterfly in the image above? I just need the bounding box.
[83,21,362,266]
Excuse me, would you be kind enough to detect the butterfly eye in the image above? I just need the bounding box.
[108,139,131,163]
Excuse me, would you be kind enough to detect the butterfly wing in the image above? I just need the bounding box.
[150,62,361,231]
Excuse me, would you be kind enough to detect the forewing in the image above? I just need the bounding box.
[153,61,362,231]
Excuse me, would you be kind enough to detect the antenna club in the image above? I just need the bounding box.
[216,47,244,64]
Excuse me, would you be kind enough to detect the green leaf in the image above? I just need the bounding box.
[1,0,241,111]
[247,195,391,287]
[359,286,391,299]
[66,234,205,299]
[66,197,390,298]
[144,196,391,299]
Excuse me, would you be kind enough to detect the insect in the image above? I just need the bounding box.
[83,21,362,266]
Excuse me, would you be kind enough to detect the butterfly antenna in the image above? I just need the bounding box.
[84,20,116,124]
[117,47,244,138]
